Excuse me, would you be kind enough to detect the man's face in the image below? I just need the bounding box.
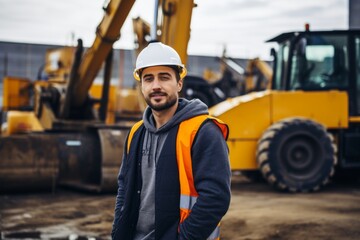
[141,66,183,112]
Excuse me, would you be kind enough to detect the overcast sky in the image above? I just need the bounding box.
[0,0,349,60]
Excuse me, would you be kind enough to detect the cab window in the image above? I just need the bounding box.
[289,35,349,90]
[273,43,289,90]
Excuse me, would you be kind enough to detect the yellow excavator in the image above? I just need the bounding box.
[132,1,272,108]
[0,0,137,192]
[0,0,198,192]
[210,28,360,192]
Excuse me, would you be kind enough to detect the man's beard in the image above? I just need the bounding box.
[145,93,178,111]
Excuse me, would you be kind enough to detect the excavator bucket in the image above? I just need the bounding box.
[58,127,129,192]
[0,132,59,192]
[0,127,129,193]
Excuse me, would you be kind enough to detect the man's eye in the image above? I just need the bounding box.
[160,76,170,80]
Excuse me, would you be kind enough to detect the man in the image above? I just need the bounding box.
[112,42,231,240]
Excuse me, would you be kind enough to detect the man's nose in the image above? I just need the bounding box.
[152,77,161,89]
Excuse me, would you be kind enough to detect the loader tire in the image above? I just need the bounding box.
[256,118,337,192]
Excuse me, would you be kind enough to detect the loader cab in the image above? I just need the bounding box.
[269,30,360,115]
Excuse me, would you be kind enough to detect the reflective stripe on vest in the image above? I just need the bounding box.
[127,115,228,240]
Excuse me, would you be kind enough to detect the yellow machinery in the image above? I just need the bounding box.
[210,29,360,192]
[244,57,273,92]
[2,76,33,112]
[133,3,272,107]
[214,56,272,97]
[43,46,75,82]
[132,1,272,108]
[0,0,137,192]
[181,46,273,107]
[0,0,197,192]
[132,0,195,66]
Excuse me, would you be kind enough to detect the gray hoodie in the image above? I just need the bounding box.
[134,98,208,240]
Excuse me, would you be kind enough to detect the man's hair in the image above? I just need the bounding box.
[139,65,181,82]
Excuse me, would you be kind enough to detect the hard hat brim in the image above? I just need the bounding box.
[134,65,187,81]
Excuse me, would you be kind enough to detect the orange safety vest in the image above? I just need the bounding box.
[127,115,229,240]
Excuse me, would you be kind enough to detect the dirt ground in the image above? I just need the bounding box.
[1,175,360,240]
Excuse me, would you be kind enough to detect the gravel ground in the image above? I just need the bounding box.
[1,175,360,240]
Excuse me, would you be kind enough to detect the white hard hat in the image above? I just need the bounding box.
[133,42,187,81]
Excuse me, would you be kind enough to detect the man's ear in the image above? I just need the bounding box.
[178,79,183,92]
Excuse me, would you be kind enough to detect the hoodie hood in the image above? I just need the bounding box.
[142,98,208,133]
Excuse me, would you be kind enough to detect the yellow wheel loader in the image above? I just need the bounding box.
[210,29,360,192]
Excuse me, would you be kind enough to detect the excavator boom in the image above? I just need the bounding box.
[159,0,195,65]
[133,0,195,66]
[71,0,135,108]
